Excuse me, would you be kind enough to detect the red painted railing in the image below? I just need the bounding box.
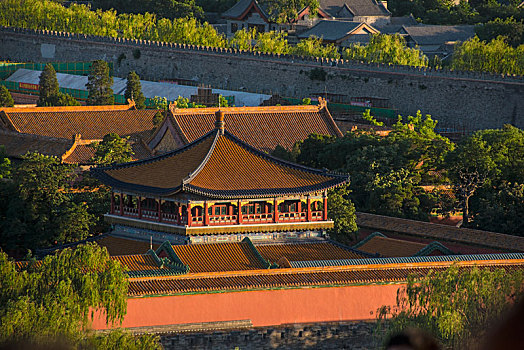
[279,212,306,222]
[209,215,237,225]
[311,211,324,221]
[242,213,273,223]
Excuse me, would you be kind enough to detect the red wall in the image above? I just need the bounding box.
[91,284,403,330]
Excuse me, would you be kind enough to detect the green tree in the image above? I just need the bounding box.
[0,244,161,348]
[260,0,319,23]
[254,31,290,54]
[476,17,524,47]
[327,185,358,242]
[0,153,94,251]
[292,36,341,59]
[124,71,145,109]
[0,85,14,107]
[451,36,524,75]
[86,60,114,105]
[229,28,257,50]
[446,134,496,224]
[37,63,59,106]
[343,34,428,67]
[378,265,524,348]
[0,145,11,179]
[90,133,134,165]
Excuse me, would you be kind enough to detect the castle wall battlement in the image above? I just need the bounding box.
[1,26,523,130]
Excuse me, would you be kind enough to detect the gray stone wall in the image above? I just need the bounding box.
[160,321,383,350]
[1,26,523,130]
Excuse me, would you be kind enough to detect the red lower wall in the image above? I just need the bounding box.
[91,284,403,330]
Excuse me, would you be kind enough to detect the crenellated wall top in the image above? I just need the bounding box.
[2,26,524,84]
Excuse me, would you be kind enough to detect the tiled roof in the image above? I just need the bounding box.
[223,0,265,19]
[353,232,453,257]
[256,241,369,263]
[113,254,161,271]
[319,0,390,17]
[165,104,343,152]
[170,241,269,273]
[127,258,524,296]
[62,143,96,164]
[0,130,72,158]
[0,105,159,140]
[93,128,348,199]
[401,25,475,45]
[96,235,159,256]
[356,212,524,252]
[290,253,524,267]
[297,21,377,42]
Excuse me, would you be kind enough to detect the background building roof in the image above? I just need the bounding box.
[159,104,343,152]
[319,0,391,17]
[298,21,377,42]
[401,25,475,45]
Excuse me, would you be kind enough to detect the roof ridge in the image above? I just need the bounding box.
[169,104,322,115]
[352,231,387,249]
[183,130,220,185]
[92,129,217,173]
[0,103,134,113]
[222,130,348,179]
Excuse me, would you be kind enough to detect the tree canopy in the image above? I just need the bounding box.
[343,34,429,67]
[86,60,114,106]
[0,153,95,252]
[89,133,134,165]
[37,63,59,106]
[124,71,146,109]
[0,85,14,107]
[0,243,160,348]
[378,265,524,349]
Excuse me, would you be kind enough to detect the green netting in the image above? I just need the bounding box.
[0,61,114,79]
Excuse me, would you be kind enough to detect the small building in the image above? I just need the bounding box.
[297,20,379,46]
[0,102,158,164]
[222,0,391,37]
[92,111,348,244]
[148,100,343,154]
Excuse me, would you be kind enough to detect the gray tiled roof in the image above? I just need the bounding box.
[223,0,267,19]
[298,20,367,41]
[223,0,390,21]
[319,0,390,17]
[402,25,475,45]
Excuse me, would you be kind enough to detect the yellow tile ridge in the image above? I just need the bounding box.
[169,104,322,115]
[0,101,134,113]
[127,258,524,282]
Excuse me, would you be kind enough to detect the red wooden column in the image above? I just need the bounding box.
[110,191,114,214]
[138,196,142,219]
[307,197,312,222]
[237,200,242,224]
[158,199,162,222]
[274,199,279,223]
[323,197,328,221]
[297,200,301,220]
[119,193,124,216]
[187,204,192,227]
[204,202,209,226]
[177,204,182,225]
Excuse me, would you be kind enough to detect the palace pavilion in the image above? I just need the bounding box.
[92,110,348,244]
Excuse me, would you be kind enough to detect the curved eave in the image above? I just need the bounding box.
[183,177,349,199]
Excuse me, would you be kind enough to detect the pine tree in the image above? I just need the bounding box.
[0,86,14,107]
[124,71,145,109]
[86,60,114,105]
[38,63,59,106]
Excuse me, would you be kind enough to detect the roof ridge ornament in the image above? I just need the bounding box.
[215,109,225,135]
